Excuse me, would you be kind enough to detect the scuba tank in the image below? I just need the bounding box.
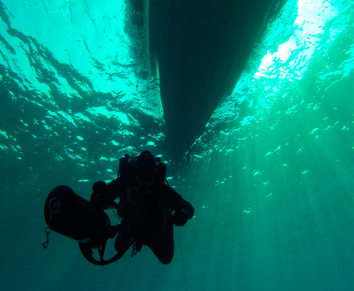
[155,156,168,186]
[118,154,169,186]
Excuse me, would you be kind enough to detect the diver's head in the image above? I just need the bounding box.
[135,151,156,189]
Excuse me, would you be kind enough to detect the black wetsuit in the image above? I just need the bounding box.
[96,174,194,264]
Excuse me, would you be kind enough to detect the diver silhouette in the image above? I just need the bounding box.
[44,150,194,265]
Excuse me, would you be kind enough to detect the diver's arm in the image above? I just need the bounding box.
[175,200,195,219]
[164,185,194,226]
[105,178,125,201]
[170,199,194,227]
[91,178,124,209]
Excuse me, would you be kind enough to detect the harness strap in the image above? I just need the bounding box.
[131,241,142,257]
[43,197,60,249]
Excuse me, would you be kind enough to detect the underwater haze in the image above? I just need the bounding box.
[0,0,353,291]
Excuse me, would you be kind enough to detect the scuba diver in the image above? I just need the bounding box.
[43,150,194,265]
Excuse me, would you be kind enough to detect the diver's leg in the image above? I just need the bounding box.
[147,224,174,264]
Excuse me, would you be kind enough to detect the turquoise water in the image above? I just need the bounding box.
[0,0,352,291]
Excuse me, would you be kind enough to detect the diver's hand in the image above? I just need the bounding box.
[90,181,107,207]
[170,211,189,226]
[93,181,107,194]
